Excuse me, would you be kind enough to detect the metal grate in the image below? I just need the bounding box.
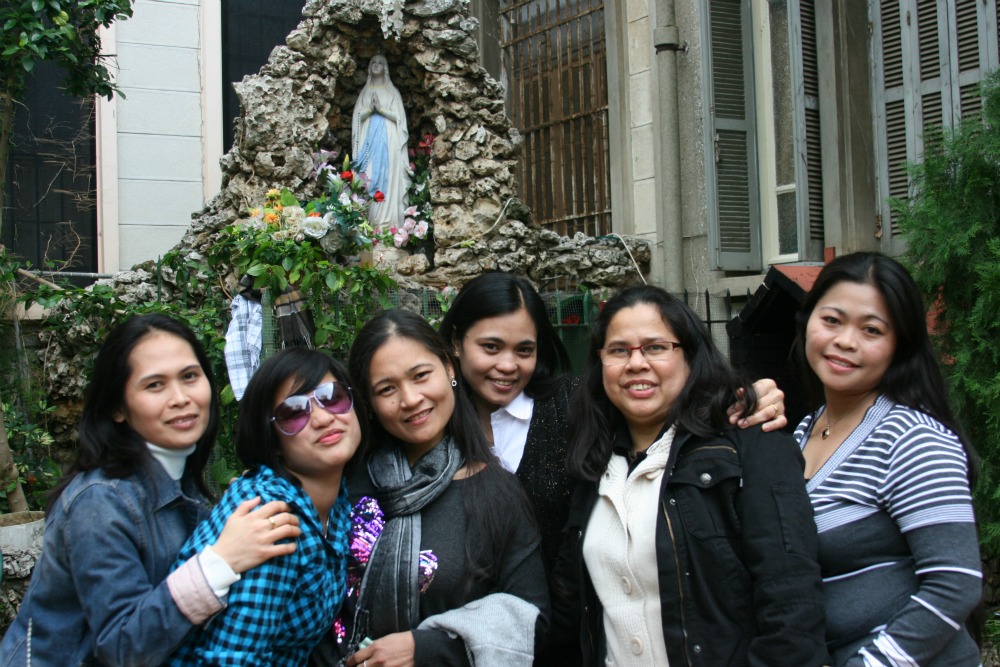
[2,59,97,277]
[499,0,612,238]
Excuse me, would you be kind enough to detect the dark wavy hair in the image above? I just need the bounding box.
[348,309,534,590]
[48,314,220,509]
[439,272,571,399]
[236,347,367,486]
[791,251,977,474]
[566,285,757,481]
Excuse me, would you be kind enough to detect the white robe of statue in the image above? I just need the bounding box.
[351,55,410,229]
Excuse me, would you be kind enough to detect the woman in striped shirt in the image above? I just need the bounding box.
[792,251,981,666]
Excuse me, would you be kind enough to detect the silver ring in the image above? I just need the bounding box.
[363,661,368,667]
[268,516,277,529]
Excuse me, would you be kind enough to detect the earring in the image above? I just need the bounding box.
[451,377,457,388]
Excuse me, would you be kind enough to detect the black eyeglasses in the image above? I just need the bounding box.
[598,341,682,365]
[271,382,354,435]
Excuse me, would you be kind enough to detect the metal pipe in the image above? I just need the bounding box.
[653,0,685,291]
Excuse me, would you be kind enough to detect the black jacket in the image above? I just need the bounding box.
[551,425,830,667]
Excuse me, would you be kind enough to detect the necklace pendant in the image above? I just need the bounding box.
[821,426,831,439]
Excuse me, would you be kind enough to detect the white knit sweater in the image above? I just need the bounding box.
[582,427,674,667]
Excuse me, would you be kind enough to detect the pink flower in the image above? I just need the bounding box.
[408,148,416,158]
[403,218,416,232]
[413,220,429,239]
[393,229,410,247]
[404,206,418,216]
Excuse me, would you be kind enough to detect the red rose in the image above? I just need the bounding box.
[373,190,385,202]
[340,170,353,182]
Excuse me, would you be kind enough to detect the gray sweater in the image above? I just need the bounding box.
[796,397,981,666]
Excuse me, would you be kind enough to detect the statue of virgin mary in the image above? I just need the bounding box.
[351,55,410,228]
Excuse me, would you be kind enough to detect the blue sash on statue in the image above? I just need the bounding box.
[354,113,390,196]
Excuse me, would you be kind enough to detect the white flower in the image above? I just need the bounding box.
[283,206,306,225]
[339,191,352,206]
[413,220,429,239]
[393,229,410,248]
[302,215,330,239]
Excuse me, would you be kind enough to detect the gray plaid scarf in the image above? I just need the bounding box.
[349,436,463,644]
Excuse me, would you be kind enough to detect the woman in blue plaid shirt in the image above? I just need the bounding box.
[171,348,364,666]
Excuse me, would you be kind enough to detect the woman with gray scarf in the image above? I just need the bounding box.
[314,309,548,667]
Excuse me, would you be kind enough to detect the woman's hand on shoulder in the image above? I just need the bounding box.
[212,496,300,573]
[728,378,788,432]
[346,631,415,667]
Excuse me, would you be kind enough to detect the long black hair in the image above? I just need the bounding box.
[791,251,978,474]
[566,285,757,481]
[348,309,534,589]
[439,272,571,399]
[48,314,220,509]
[236,347,367,486]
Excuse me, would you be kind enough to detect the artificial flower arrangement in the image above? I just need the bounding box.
[205,140,437,352]
[380,133,435,252]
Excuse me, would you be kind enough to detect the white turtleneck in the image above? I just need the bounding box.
[146,442,195,480]
[145,442,239,596]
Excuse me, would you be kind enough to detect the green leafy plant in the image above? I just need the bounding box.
[893,69,1000,555]
[0,399,59,512]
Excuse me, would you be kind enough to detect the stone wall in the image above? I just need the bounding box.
[181,0,649,289]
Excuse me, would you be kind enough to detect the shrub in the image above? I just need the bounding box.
[894,70,1000,555]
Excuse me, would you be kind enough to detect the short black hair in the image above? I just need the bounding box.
[236,347,367,487]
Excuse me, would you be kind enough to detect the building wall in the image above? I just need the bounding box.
[98,0,216,272]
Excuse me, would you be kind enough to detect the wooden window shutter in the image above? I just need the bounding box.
[707,0,761,271]
[799,0,824,258]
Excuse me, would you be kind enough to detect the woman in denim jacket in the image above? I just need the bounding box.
[551,285,829,666]
[0,314,301,666]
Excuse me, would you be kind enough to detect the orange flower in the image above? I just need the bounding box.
[264,212,279,223]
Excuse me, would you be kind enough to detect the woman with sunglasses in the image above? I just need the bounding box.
[0,314,300,666]
[551,285,827,666]
[328,309,548,667]
[170,347,363,665]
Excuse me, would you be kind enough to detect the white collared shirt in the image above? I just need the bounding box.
[490,391,535,473]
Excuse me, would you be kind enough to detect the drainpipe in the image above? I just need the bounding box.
[653,0,686,291]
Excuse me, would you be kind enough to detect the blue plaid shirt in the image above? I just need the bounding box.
[169,465,350,666]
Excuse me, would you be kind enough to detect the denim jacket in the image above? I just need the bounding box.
[0,458,210,666]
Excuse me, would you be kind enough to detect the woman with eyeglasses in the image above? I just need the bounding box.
[170,347,363,665]
[551,285,828,666]
[438,272,792,666]
[0,314,300,666]
[325,309,548,667]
